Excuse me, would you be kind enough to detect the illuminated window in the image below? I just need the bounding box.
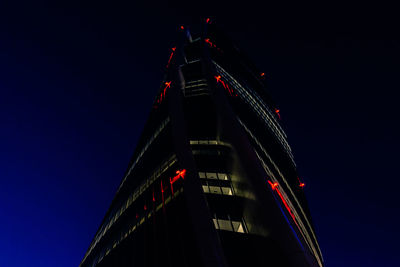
[199,172,234,195]
[213,218,219,228]
[232,221,245,233]
[213,216,247,233]
[221,187,233,195]
[201,181,234,196]
[202,185,209,193]
[209,186,222,194]
[217,173,228,180]
[218,219,232,231]
[198,171,230,181]
[207,172,218,179]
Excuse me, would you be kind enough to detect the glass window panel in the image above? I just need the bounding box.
[217,173,229,180]
[218,219,233,231]
[222,187,233,195]
[213,219,219,229]
[209,186,222,194]
[199,140,208,144]
[202,185,209,193]
[207,172,218,179]
[232,221,245,233]
[199,172,206,178]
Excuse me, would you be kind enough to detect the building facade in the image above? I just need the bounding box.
[80,21,324,267]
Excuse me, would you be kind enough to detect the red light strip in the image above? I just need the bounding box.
[170,169,186,197]
[170,178,174,196]
[215,75,237,97]
[267,180,279,190]
[205,38,222,52]
[162,81,171,100]
[275,108,281,119]
[166,47,176,68]
[170,169,186,184]
[268,180,302,232]
[297,177,305,188]
[154,81,172,109]
[161,180,165,207]
[205,38,215,47]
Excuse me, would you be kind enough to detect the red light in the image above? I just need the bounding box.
[180,25,184,30]
[206,18,210,24]
[260,72,265,77]
[169,169,186,197]
[205,38,215,48]
[268,180,301,231]
[275,108,281,119]
[214,75,235,97]
[156,81,172,105]
[166,47,176,68]
[163,81,171,98]
[170,177,174,196]
[170,169,186,184]
[276,187,298,226]
[161,180,165,207]
[205,38,222,52]
[144,204,147,211]
[136,213,139,219]
[152,189,155,202]
[268,180,279,190]
[297,177,305,188]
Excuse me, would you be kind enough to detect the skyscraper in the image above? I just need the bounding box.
[80,21,324,267]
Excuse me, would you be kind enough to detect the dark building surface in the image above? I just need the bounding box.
[80,21,323,267]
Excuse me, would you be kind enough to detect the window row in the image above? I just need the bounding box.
[212,216,246,233]
[202,184,233,196]
[190,139,231,147]
[191,140,218,145]
[199,171,229,180]
[199,172,234,196]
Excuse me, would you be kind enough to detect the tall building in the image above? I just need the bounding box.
[80,21,324,267]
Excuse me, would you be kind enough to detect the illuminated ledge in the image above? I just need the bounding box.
[189,139,232,148]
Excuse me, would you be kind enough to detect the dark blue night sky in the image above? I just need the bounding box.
[1,1,399,266]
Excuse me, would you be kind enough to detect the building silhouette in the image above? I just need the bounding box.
[80,21,324,267]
